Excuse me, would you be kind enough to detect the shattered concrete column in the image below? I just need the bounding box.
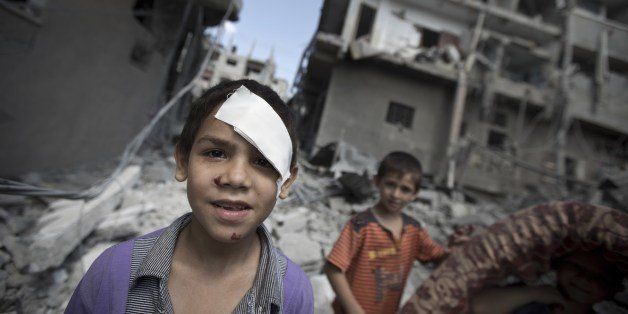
[513,91,529,192]
[556,2,575,193]
[481,42,504,120]
[594,28,608,113]
[447,11,486,189]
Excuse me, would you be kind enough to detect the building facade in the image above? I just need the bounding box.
[0,0,241,177]
[198,45,289,100]
[294,0,628,195]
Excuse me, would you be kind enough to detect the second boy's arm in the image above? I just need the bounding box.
[324,262,365,314]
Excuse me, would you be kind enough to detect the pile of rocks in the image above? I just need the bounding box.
[0,153,526,313]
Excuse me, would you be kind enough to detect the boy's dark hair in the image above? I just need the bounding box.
[377,151,423,190]
[177,79,297,167]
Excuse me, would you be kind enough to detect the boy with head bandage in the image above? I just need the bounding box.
[67,80,314,314]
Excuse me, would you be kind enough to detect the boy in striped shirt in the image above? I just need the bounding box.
[324,152,448,314]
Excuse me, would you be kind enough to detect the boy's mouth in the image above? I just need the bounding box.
[211,200,252,211]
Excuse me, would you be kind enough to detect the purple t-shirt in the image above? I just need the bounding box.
[66,227,313,313]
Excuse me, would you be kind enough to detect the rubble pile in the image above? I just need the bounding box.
[1,148,626,313]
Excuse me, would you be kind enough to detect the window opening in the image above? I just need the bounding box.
[386,102,414,129]
[355,4,376,40]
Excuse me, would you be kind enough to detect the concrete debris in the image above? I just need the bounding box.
[2,235,30,270]
[277,232,322,270]
[271,208,315,237]
[0,249,10,267]
[309,142,337,168]
[330,140,378,179]
[95,203,157,239]
[447,202,473,218]
[598,170,628,212]
[53,269,68,284]
[0,207,8,221]
[28,165,140,272]
[338,172,373,203]
[141,158,176,183]
[0,195,26,206]
[4,150,624,312]
[7,215,32,235]
[450,212,498,228]
[310,274,335,314]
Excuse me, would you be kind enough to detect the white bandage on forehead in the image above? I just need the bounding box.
[214,86,292,197]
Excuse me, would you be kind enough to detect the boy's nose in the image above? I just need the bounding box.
[215,158,252,190]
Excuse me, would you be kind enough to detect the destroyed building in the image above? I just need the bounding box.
[197,44,290,100]
[0,0,242,177]
[293,0,628,196]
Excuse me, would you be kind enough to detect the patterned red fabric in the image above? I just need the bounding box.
[400,201,628,313]
[327,209,446,314]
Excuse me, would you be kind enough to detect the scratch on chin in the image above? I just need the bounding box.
[231,233,242,240]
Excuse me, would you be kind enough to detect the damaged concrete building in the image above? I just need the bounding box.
[0,0,241,177]
[197,44,289,99]
[293,0,628,196]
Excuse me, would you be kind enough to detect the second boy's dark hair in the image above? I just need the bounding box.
[377,151,423,190]
[177,79,297,167]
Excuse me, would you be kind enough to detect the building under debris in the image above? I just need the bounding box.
[197,44,289,99]
[293,0,628,196]
[0,0,242,177]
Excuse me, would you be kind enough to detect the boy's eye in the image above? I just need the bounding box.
[401,187,413,194]
[254,157,272,168]
[203,149,226,159]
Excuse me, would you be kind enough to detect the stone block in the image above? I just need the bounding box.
[0,249,10,267]
[52,269,68,284]
[272,207,309,233]
[2,236,29,269]
[95,203,156,239]
[310,274,335,314]
[27,166,140,272]
[277,232,322,266]
[0,195,26,206]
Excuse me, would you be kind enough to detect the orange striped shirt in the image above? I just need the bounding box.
[327,209,446,314]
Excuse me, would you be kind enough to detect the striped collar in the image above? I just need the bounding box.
[130,212,283,312]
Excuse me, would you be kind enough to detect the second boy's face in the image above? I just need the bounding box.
[375,172,418,214]
[175,107,295,243]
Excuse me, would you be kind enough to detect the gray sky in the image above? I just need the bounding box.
[223,1,323,88]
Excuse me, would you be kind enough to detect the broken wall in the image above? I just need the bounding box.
[459,100,520,194]
[571,9,628,64]
[0,0,191,177]
[345,0,468,56]
[570,71,628,134]
[314,61,452,175]
[459,91,627,195]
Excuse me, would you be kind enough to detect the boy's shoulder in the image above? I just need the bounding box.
[77,227,168,291]
[78,227,166,286]
[346,208,423,231]
[401,212,423,229]
[347,208,378,232]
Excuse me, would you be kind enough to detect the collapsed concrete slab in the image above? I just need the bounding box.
[310,274,335,314]
[95,203,157,239]
[26,166,140,272]
[277,232,322,268]
[272,207,309,233]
